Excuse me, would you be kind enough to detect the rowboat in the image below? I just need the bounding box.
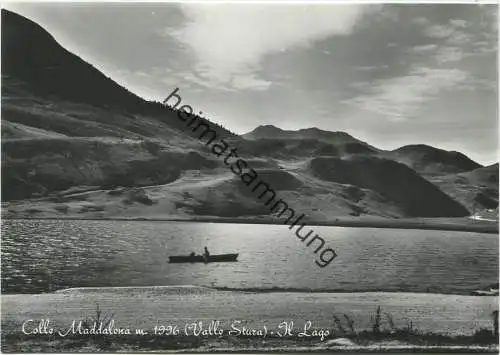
[168,253,238,263]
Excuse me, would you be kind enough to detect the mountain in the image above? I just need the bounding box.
[244,125,373,146]
[1,9,234,201]
[241,125,378,158]
[1,9,496,222]
[2,8,146,110]
[429,163,499,213]
[308,156,469,217]
[387,144,482,176]
[1,9,235,137]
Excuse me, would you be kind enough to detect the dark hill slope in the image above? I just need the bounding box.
[1,9,235,138]
[388,144,482,176]
[308,156,469,217]
[429,163,499,212]
[237,138,376,159]
[2,9,145,109]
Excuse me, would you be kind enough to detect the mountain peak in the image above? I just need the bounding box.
[299,127,321,132]
[256,124,283,130]
[1,8,146,108]
[391,144,482,174]
[243,125,365,147]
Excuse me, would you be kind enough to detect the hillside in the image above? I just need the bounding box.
[240,125,378,159]
[429,164,499,213]
[1,9,233,201]
[1,9,497,223]
[236,138,376,159]
[244,125,375,147]
[2,8,144,110]
[387,144,482,176]
[1,9,235,136]
[307,156,469,217]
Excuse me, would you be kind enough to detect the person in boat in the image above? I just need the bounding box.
[202,247,210,262]
[190,252,196,257]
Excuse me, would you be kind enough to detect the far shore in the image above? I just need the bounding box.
[3,215,498,234]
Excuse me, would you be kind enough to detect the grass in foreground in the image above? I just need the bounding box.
[1,305,498,352]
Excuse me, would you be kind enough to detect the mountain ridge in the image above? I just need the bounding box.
[243,124,370,146]
[387,144,483,175]
[1,9,497,221]
[1,9,236,139]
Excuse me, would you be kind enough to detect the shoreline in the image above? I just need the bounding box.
[2,215,498,234]
[2,286,497,297]
[1,332,498,353]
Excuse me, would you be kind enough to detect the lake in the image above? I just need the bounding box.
[1,219,498,294]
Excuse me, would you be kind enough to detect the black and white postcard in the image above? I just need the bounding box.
[1,1,498,353]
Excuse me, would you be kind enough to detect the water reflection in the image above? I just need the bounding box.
[1,219,498,294]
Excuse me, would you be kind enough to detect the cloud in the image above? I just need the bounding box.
[474,41,497,54]
[421,19,472,45]
[411,44,438,53]
[356,65,389,71]
[410,16,491,65]
[170,4,368,91]
[471,77,497,91]
[231,73,272,91]
[412,17,431,26]
[423,24,455,39]
[434,46,464,63]
[343,8,497,122]
[343,67,470,121]
[447,30,473,45]
[449,19,468,29]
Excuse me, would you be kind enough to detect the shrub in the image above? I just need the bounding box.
[53,205,69,214]
[122,189,155,206]
[80,205,106,213]
[142,141,162,156]
[107,189,125,196]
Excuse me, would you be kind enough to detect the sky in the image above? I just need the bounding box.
[4,2,498,164]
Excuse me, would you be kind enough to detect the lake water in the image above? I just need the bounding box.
[1,219,498,294]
